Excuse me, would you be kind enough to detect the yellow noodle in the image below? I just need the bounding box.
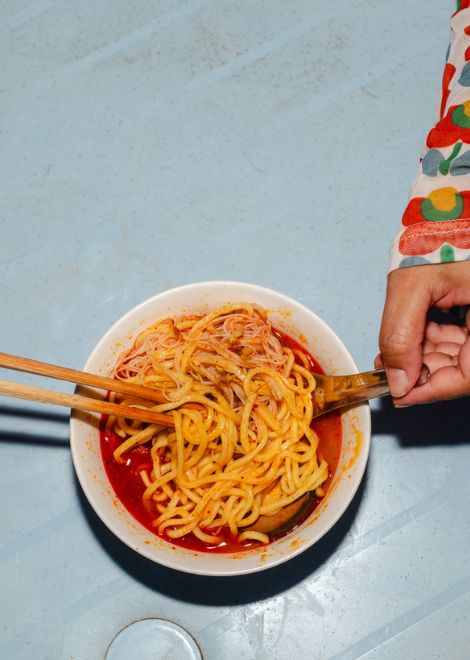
[113,424,159,463]
[238,530,270,544]
[192,526,222,544]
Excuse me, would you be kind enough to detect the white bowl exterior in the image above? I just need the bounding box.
[70,282,370,576]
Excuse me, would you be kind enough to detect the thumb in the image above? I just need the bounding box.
[379,269,431,397]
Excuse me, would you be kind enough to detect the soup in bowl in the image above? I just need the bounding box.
[70,281,370,576]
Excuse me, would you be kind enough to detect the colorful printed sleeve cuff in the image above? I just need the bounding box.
[390,185,470,269]
[390,218,470,269]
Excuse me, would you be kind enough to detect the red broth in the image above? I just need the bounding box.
[100,328,342,552]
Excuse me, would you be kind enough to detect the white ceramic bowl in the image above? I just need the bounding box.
[70,281,370,576]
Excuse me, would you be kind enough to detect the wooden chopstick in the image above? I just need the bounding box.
[0,379,175,427]
[0,351,166,403]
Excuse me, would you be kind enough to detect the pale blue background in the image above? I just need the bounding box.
[2,1,469,658]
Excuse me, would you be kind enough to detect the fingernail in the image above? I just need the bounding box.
[416,363,430,387]
[386,368,409,397]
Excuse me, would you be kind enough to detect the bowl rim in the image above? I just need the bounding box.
[70,280,371,576]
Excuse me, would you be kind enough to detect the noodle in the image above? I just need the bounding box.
[107,304,329,546]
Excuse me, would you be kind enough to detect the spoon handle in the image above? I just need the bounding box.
[313,369,389,416]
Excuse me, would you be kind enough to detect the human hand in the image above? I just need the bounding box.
[377,261,470,406]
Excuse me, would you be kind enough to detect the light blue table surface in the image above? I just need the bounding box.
[2,1,469,658]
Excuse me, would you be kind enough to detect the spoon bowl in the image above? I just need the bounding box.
[245,368,388,539]
[251,364,430,538]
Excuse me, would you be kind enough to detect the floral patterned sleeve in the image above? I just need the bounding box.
[390,1,470,270]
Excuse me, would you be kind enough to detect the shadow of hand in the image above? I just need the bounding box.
[371,396,470,447]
